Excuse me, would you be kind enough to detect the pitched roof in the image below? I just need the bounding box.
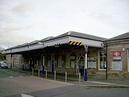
[5,31,106,50]
[108,32,129,41]
[57,31,106,41]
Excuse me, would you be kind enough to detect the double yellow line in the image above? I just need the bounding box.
[68,41,82,46]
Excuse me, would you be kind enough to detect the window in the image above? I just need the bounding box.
[66,55,70,68]
[58,56,62,68]
[70,60,75,68]
[57,55,65,68]
[100,52,106,69]
[62,55,66,67]
[88,57,96,69]
[111,59,122,71]
[70,55,76,68]
[55,55,58,67]
[45,55,51,68]
[111,51,122,71]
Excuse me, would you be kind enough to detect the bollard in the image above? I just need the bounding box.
[84,69,88,81]
[32,68,34,76]
[54,71,56,80]
[65,72,67,82]
[45,70,47,78]
[78,72,81,84]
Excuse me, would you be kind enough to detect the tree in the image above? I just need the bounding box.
[0,47,5,61]
[0,53,5,61]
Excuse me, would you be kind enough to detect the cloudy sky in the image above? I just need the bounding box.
[0,0,129,48]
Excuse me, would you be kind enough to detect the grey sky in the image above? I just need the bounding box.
[0,0,129,48]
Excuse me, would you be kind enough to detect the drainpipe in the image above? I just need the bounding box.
[105,43,108,80]
[84,45,88,81]
[11,54,12,69]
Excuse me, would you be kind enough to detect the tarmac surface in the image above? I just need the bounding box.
[0,69,129,97]
[0,76,128,97]
[7,84,129,97]
[0,76,72,97]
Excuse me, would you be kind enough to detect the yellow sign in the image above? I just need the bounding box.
[68,41,82,46]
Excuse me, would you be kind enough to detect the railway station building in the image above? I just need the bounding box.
[3,31,129,79]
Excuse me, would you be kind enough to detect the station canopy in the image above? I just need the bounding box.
[3,31,106,54]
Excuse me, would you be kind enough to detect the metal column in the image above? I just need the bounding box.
[84,45,88,81]
[41,55,45,77]
[43,56,45,71]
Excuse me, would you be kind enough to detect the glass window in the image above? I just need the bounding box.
[111,60,122,70]
[100,52,106,69]
[55,55,58,67]
[62,55,66,68]
[58,56,62,68]
[88,57,96,69]
[70,60,75,68]
[70,55,76,68]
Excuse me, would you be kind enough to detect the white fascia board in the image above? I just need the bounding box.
[4,36,70,54]
[69,37,104,48]
[27,44,44,51]
[8,46,29,53]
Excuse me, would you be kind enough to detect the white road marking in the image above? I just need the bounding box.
[21,94,34,97]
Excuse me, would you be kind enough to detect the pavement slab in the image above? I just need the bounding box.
[73,80,129,88]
